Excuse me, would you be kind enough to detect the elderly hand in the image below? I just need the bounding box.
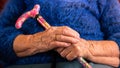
[56,39,120,67]
[30,26,80,52]
[56,38,90,61]
[13,26,80,57]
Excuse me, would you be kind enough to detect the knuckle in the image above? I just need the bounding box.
[56,35,62,41]
[50,41,55,45]
[60,53,65,58]
[61,29,66,35]
[63,26,69,29]
[50,42,58,48]
[62,26,69,34]
[53,41,58,46]
[49,42,54,48]
[58,35,63,40]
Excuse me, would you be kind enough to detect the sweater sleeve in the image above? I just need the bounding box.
[100,0,120,49]
[0,0,25,63]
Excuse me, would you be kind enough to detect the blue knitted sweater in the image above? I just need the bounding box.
[0,0,120,67]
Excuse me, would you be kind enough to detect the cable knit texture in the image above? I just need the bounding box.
[0,0,120,66]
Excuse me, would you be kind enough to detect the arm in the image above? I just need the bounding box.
[87,40,119,67]
[57,39,119,67]
[56,0,120,67]
[0,0,26,62]
[75,0,120,67]
[98,0,120,66]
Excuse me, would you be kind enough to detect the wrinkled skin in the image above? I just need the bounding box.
[30,26,80,52]
[56,38,90,61]
[14,26,119,67]
[14,26,80,56]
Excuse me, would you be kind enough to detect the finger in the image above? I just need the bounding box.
[55,35,79,43]
[49,41,71,49]
[54,26,80,38]
[55,48,64,53]
[60,47,72,58]
[66,51,78,61]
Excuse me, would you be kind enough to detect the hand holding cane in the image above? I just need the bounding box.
[15,4,92,68]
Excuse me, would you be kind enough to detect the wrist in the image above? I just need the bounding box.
[87,40,119,57]
[13,34,38,57]
[86,40,120,67]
